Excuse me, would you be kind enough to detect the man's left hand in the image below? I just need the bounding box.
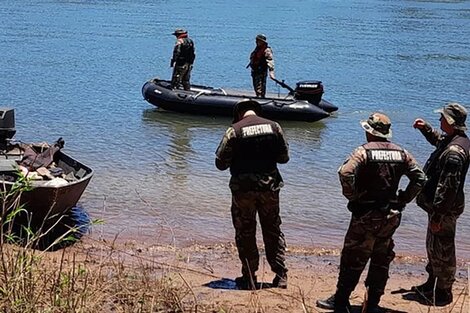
[269,72,275,80]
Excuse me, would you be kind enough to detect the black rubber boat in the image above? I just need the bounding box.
[142,78,338,122]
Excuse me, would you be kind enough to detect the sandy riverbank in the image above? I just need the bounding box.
[66,236,469,313]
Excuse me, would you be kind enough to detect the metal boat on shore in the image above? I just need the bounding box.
[0,108,93,226]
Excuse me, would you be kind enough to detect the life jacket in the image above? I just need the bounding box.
[354,141,407,208]
[175,37,195,65]
[250,46,269,72]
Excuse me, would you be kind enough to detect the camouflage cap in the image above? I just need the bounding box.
[232,99,262,123]
[360,112,392,139]
[172,28,187,36]
[255,34,267,43]
[434,102,467,131]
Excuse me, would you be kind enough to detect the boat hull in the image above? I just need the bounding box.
[1,149,93,224]
[142,79,334,122]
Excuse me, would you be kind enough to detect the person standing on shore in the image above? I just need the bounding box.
[248,34,275,98]
[215,99,289,290]
[317,113,426,313]
[411,102,470,306]
[170,28,195,90]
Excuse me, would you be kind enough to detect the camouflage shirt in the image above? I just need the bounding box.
[416,122,470,216]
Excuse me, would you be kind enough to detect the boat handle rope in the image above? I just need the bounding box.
[192,91,206,100]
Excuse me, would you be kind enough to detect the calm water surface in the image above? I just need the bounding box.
[1,0,469,259]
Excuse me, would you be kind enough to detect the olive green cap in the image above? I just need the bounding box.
[434,102,467,131]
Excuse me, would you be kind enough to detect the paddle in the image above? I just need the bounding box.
[272,78,295,94]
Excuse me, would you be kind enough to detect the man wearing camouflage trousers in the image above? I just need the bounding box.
[411,102,470,306]
[248,34,275,98]
[215,99,289,290]
[170,28,195,90]
[317,113,426,313]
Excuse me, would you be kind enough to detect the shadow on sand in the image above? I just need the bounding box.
[204,278,279,291]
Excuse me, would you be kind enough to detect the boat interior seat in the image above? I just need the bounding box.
[0,159,18,173]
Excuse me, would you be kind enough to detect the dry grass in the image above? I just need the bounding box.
[0,237,234,313]
[0,174,222,313]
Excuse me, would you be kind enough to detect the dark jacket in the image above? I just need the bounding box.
[215,114,289,192]
[172,37,195,66]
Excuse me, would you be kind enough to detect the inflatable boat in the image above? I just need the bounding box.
[142,78,338,123]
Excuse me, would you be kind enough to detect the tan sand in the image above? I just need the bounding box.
[75,237,469,313]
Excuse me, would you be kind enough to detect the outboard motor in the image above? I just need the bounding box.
[0,108,16,151]
[294,81,324,106]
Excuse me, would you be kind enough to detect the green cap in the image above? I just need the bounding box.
[360,112,392,139]
[172,28,187,36]
[434,102,467,131]
[255,34,267,43]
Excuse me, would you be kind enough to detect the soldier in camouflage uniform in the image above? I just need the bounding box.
[215,99,289,290]
[317,113,426,313]
[170,28,195,90]
[411,102,470,306]
[248,34,275,98]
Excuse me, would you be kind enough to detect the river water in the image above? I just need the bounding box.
[1,0,469,259]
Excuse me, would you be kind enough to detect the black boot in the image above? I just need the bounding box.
[272,272,287,289]
[235,275,257,290]
[420,287,453,306]
[316,291,351,312]
[367,306,385,313]
[411,277,435,294]
[316,294,335,310]
[366,291,384,313]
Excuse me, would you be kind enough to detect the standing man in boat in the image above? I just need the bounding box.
[215,99,289,290]
[410,102,470,306]
[170,28,195,91]
[248,34,275,98]
[316,113,426,313]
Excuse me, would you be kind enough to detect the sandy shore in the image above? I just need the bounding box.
[72,235,469,313]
